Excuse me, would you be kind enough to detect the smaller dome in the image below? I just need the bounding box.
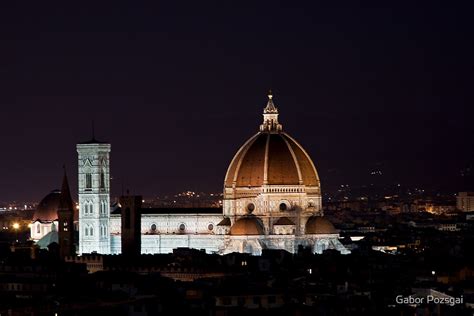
[230,217,264,235]
[33,190,61,222]
[305,216,338,234]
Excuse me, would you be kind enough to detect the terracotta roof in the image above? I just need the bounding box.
[112,207,222,215]
[305,216,338,234]
[230,216,264,235]
[217,217,231,226]
[224,132,320,187]
[33,190,61,222]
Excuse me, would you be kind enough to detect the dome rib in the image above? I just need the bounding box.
[33,190,61,222]
[224,133,260,187]
[283,133,320,186]
[266,134,299,185]
[281,133,304,185]
[225,132,320,188]
[263,133,270,184]
[234,133,267,187]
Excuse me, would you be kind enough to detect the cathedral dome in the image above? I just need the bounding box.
[33,190,61,222]
[225,132,319,187]
[224,92,319,189]
[305,216,338,234]
[230,217,264,235]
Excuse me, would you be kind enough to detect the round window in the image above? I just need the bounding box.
[208,224,214,231]
[247,203,255,213]
[151,224,157,231]
[179,223,186,231]
[279,203,287,211]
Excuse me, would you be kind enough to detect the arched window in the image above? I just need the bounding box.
[90,204,94,215]
[179,223,186,232]
[90,227,93,236]
[151,224,157,232]
[85,227,89,236]
[36,223,40,234]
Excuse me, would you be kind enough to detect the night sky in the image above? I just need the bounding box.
[1,2,473,202]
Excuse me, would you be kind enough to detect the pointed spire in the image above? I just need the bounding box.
[58,166,74,211]
[260,90,282,132]
[264,89,278,114]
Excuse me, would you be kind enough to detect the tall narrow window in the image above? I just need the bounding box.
[90,227,93,236]
[85,173,92,190]
[100,171,105,189]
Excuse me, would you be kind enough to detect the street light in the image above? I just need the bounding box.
[12,223,19,242]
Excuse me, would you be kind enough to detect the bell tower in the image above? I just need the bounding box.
[77,136,111,254]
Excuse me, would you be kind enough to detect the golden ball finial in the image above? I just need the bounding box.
[268,89,273,99]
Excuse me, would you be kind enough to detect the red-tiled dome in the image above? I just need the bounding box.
[230,217,264,235]
[305,216,338,234]
[33,190,61,222]
[224,132,320,188]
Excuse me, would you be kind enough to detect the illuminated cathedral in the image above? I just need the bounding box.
[31,92,349,256]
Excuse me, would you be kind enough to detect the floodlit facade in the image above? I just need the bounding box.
[33,93,349,256]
